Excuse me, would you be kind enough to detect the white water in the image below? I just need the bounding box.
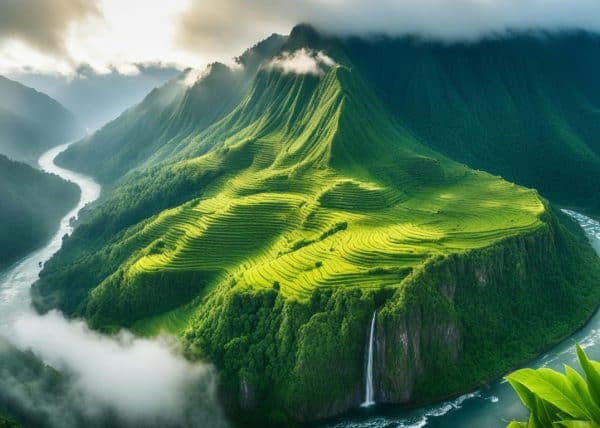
[325,209,600,428]
[362,311,377,407]
[0,144,228,428]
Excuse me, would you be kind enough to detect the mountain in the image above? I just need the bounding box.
[0,155,79,270]
[54,34,286,183]
[10,65,181,131]
[33,26,600,426]
[0,76,81,164]
[341,30,600,214]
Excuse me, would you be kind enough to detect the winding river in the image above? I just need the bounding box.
[0,142,100,328]
[0,145,598,427]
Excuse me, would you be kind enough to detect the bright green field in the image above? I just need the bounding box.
[92,65,547,335]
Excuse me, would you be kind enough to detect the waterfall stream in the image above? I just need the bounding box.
[362,311,376,407]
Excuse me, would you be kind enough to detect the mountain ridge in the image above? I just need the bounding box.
[32,26,600,426]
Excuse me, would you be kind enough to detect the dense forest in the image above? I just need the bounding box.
[0,155,79,269]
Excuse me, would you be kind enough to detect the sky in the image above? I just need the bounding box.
[3,0,600,77]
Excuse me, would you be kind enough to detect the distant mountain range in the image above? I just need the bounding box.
[9,65,180,131]
[0,76,81,165]
[34,25,600,426]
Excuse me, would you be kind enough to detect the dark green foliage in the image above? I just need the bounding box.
[0,416,18,428]
[0,155,79,269]
[183,286,376,426]
[342,33,600,214]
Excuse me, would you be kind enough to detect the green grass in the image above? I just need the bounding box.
[72,65,544,328]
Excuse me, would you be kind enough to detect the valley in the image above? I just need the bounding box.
[30,28,600,426]
[0,14,599,428]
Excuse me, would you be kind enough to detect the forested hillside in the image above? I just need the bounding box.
[0,155,79,269]
[33,26,600,426]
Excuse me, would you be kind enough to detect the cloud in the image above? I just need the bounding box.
[177,0,600,51]
[4,1,600,83]
[2,311,230,428]
[0,0,99,55]
[266,49,337,76]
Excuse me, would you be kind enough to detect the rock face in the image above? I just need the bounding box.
[361,217,598,408]
[375,303,462,403]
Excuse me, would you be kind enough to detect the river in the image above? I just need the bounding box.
[0,144,227,428]
[0,142,100,328]
[0,145,598,427]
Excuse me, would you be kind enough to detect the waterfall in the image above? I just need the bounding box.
[361,311,376,407]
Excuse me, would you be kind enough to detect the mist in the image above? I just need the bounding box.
[266,49,337,76]
[0,311,230,428]
[8,65,180,131]
[177,0,600,62]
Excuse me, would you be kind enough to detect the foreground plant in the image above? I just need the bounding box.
[506,345,600,427]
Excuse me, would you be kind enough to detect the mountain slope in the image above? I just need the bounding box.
[0,76,81,164]
[33,36,600,426]
[0,155,79,269]
[55,34,287,183]
[341,31,600,214]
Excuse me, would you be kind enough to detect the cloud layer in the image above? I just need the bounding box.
[177,0,600,54]
[2,311,229,428]
[4,1,600,80]
[0,0,98,55]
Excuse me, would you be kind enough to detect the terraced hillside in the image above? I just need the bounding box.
[34,31,600,426]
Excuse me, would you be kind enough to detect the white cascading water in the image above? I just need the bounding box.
[361,311,376,407]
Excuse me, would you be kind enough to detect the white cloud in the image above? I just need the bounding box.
[267,48,337,76]
[6,310,229,427]
[4,1,600,77]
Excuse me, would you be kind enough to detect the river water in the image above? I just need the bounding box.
[323,209,600,428]
[0,145,598,428]
[0,142,101,328]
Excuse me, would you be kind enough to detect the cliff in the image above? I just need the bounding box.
[185,210,600,426]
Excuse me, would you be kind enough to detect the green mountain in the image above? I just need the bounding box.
[0,155,79,269]
[341,30,600,214]
[0,76,81,164]
[55,34,286,183]
[34,27,600,426]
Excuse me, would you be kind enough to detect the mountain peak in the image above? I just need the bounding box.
[285,23,326,51]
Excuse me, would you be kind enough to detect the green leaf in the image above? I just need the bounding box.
[565,365,600,423]
[577,345,600,410]
[508,372,539,411]
[507,368,590,420]
[506,421,527,428]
